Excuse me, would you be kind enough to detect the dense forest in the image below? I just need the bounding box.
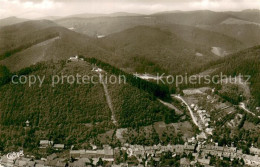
[84,57,172,100]
[0,33,59,60]
[213,46,260,107]
[0,60,181,152]
[0,61,114,152]
[0,65,11,85]
[184,46,260,107]
[97,26,221,75]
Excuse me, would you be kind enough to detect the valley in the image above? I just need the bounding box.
[0,8,259,166]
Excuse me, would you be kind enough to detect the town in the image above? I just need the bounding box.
[1,1,260,166]
[1,139,260,166]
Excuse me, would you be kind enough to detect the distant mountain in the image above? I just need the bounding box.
[152,10,184,15]
[38,16,62,20]
[0,20,110,72]
[18,11,48,20]
[0,16,28,27]
[65,13,107,18]
[96,25,222,74]
[1,11,258,75]
[151,10,232,25]
[155,24,245,52]
[66,12,143,19]
[91,23,247,74]
[228,9,260,23]
[0,20,59,59]
[0,19,248,75]
[0,20,58,37]
[152,10,260,25]
[109,12,143,17]
[54,10,259,50]
[199,24,260,47]
[220,17,260,26]
[55,16,153,37]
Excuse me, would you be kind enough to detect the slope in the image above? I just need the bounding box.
[0,20,111,72]
[152,10,232,25]
[227,9,260,23]
[55,16,153,37]
[214,46,260,107]
[56,10,235,37]
[55,10,259,50]
[55,13,253,51]
[156,24,245,52]
[199,24,260,48]
[0,60,178,151]
[200,46,260,108]
[0,20,59,59]
[67,12,142,18]
[97,25,233,74]
[0,16,28,27]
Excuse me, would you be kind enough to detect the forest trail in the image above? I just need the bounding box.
[99,73,118,126]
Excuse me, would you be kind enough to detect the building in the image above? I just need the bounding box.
[15,158,33,167]
[173,145,184,154]
[68,55,79,62]
[54,144,65,150]
[39,140,53,148]
[47,153,57,161]
[243,155,260,166]
[25,120,30,127]
[1,155,15,166]
[180,158,191,167]
[68,158,91,167]
[198,158,210,165]
[184,144,195,153]
[70,150,85,159]
[249,147,260,156]
[70,148,114,159]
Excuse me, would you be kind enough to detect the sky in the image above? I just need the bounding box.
[0,0,259,19]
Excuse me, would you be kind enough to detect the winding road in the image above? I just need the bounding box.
[239,102,260,119]
[171,95,202,130]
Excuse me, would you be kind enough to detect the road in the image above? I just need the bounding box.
[158,99,183,114]
[171,94,202,130]
[239,102,260,119]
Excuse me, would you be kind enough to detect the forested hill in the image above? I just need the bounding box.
[200,45,260,106]
[97,25,220,75]
[0,60,179,152]
[0,20,111,72]
[216,46,260,106]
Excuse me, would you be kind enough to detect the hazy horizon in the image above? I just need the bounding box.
[1,0,259,19]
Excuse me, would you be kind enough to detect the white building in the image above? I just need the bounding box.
[69,55,79,61]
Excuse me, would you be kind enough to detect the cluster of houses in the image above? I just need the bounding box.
[70,145,114,159]
[69,142,260,166]
[123,143,260,166]
[1,142,260,166]
[0,153,67,167]
[190,103,214,136]
[199,144,260,166]
[227,113,243,127]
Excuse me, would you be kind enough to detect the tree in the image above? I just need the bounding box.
[123,152,128,162]
[96,158,104,166]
